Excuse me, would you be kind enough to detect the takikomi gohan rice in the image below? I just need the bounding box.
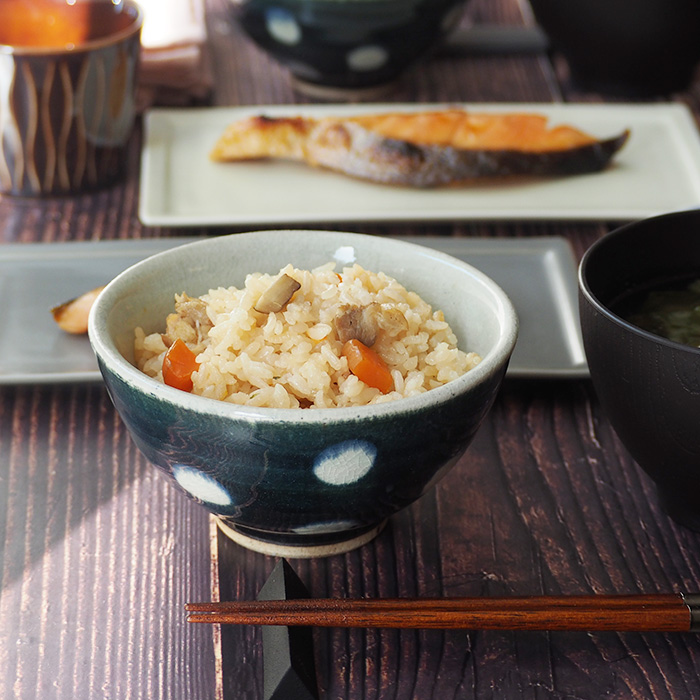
[135,263,481,408]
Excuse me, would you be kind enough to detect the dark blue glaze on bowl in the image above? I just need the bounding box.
[579,210,700,532]
[89,230,517,557]
[229,0,469,92]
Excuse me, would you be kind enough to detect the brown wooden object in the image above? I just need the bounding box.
[187,593,700,632]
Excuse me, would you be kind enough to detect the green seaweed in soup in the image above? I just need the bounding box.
[618,277,700,347]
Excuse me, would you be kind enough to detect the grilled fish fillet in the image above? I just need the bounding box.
[210,110,630,188]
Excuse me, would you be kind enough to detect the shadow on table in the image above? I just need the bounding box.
[0,384,148,585]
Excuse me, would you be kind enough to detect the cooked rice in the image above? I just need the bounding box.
[134,263,481,408]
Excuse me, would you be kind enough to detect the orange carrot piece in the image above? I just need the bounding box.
[341,338,393,394]
[163,338,199,392]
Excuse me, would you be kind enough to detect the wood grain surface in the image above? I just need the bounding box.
[186,594,693,632]
[216,382,700,699]
[2,0,700,698]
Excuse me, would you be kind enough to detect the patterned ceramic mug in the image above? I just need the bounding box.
[0,0,143,196]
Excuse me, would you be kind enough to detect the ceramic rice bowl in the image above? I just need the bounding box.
[88,230,518,557]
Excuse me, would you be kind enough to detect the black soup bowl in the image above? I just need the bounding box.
[528,0,700,97]
[579,209,700,531]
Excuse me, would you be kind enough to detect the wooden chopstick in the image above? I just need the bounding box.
[186,593,700,632]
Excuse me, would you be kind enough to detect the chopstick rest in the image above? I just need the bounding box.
[187,591,700,633]
[256,560,319,700]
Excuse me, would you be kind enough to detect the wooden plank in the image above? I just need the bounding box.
[0,387,216,699]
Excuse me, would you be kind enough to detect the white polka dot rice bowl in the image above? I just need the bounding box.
[88,230,517,557]
[229,0,471,94]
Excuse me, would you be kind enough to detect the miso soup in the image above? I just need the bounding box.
[612,275,700,348]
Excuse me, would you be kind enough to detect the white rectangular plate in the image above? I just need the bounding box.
[139,102,700,225]
[0,236,586,385]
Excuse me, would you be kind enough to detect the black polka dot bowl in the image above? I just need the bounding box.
[88,230,517,558]
[229,0,470,96]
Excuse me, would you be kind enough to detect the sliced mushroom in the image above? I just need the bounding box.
[51,286,106,334]
[254,273,300,313]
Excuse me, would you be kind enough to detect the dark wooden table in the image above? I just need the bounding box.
[2,0,700,698]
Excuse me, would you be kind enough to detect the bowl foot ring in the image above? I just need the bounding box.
[290,76,399,102]
[215,518,387,558]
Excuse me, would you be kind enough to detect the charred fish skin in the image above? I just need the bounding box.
[306,121,630,188]
[305,121,432,187]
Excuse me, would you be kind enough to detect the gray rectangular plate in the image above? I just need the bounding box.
[0,236,587,385]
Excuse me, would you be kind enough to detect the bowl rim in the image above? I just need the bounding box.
[578,208,700,355]
[88,229,519,423]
